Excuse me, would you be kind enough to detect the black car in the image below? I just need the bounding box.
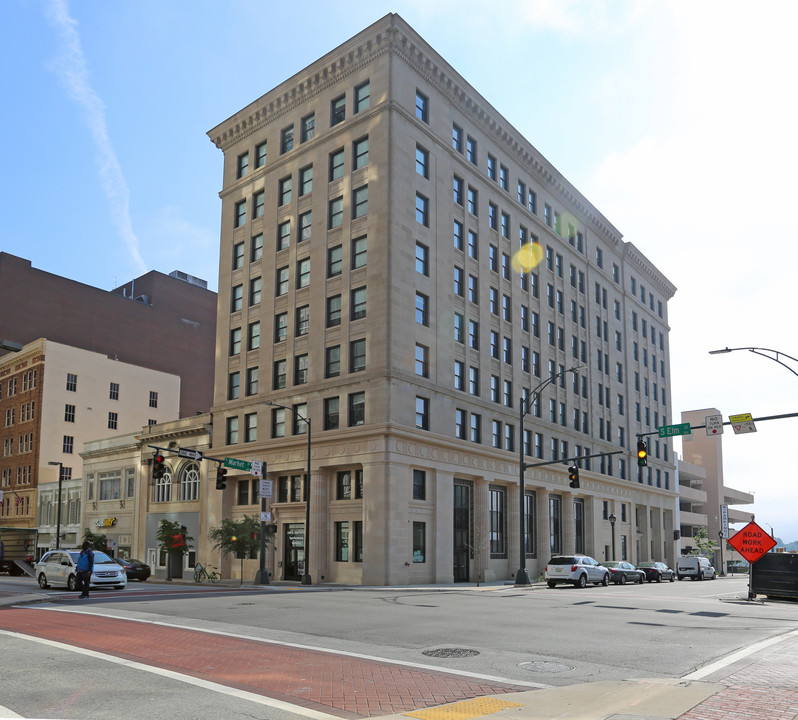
[637,561,675,583]
[115,557,151,581]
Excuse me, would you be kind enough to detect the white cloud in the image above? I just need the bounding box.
[43,0,147,275]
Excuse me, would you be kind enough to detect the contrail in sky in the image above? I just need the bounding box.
[44,0,147,275]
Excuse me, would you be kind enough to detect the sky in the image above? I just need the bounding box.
[3,0,798,542]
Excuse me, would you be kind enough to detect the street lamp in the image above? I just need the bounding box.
[709,346,798,378]
[267,401,312,585]
[47,461,63,550]
[515,366,584,586]
[609,513,617,561]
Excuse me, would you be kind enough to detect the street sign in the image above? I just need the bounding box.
[260,511,272,522]
[177,448,203,461]
[720,504,729,539]
[727,521,777,563]
[658,422,692,438]
[223,457,252,472]
[258,478,273,499]
[251,460,263,477]
[729,412,757,435]
[705,414,724,436]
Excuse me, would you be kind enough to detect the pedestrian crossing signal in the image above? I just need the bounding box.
[568,465,580,489]
[637,441,648,467]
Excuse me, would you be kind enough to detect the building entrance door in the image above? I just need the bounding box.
[453,480,472,582]
[283,523,305,581]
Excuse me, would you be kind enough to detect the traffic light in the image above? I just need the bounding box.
[568,465,580,489]
[637,440,648,467]
[152,453,166,480]
[216,466,228,490]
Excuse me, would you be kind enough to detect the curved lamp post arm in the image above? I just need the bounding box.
[709,346,798,379]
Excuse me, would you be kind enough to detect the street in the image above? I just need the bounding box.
[1,575,796,719]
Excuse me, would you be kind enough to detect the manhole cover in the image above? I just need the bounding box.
[422,648,480,658]
[518,661,574,673]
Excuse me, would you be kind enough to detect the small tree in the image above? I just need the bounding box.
[82,528,108,552]
[156,520,194,578]
[691,526,718,557]
[208,515,272,583]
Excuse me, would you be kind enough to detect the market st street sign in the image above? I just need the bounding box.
[727,521,777,563]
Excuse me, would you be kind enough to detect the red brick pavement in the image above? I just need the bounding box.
[678,633,798,720]
[0,607,530,718]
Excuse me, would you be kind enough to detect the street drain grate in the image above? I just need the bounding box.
[518,661,574,673]
[422,648,480,658]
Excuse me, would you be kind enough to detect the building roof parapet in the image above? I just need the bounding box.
[624,242,677,300]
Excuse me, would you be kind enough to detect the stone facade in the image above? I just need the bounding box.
[203,13,679,584]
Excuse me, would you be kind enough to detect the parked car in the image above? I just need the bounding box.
[115,557,151,581]
[637,561,675,583]
[676,555,716,581]
[35,550,127,591]
[604,561,645,585]
[545,555,610,588]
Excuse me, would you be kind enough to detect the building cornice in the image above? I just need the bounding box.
[624,242,677,300]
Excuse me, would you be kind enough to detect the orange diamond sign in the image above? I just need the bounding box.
[727,522,777,563]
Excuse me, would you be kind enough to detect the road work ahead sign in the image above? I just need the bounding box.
[727,521,777,563]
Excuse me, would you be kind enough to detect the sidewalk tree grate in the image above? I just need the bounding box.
[518,661,574,673]
[423,648,480,658]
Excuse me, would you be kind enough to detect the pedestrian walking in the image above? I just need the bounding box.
[76,541,94,598]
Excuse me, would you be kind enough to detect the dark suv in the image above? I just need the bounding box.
[545,555,610,588]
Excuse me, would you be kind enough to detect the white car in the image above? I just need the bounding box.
[35,550,127,591]
[676,555,716,581]
[545,555,610,588]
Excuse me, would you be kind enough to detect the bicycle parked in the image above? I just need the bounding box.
[193,562,220,583]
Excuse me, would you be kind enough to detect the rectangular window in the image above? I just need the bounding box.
[415,396,429,430]
[415,344,428,377]
[276,220,291,251]
[354,80,370,112]
[328,196,343,228]
[148,391,158,408]
[350,339,366,372]
[280,125,294,154]
[253,190,264,218]
[416,145,429,178]
[300,113,315,142]
[416,242,429,276]
[466,135,477,164]
[452,123,463,152]
[325,345,341,378]
[415,89,429,122]
[413,522,426,563]
[246,367,258,396]
[274,312,287,342]
[232,241,244,270]
[251,233,263,262]
[295,306,309,336]
[66,373,78,391]
[329,148,344,180]
[278,176,292,206]
[298,211,312,243]
[335,521,349,562]
[328,245,343,277]
[249,276,262,305]
[415,292,429,326]
[467,186,478,215]
[299,165,313,196]
[353,137,369,169]
[453,220,464,251]
[415,193,429,226]
[237,151,249,179]
[348,392,365,426]
[352,185,368,218]
[351,287,367,320]
[229,327,241,356]
[109,382,119,400]
[294,354,308,385]
[272,359,286,390]
[255,141,267,168]
[63,435,74,454]
[489,486,507,556]
[244,412,257,443]
[324,397,340,430]
[331,95,346,126]
[326,294,342,327]
[352,235,367,269]
[296,259,310,289]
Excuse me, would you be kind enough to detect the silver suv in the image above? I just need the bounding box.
[545,555,610,588]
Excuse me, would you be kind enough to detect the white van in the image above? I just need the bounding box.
[676,555,716,581]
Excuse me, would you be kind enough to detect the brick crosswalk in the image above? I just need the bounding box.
[0,607,530,718]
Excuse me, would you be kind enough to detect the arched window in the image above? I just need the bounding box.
[178,462,200,501]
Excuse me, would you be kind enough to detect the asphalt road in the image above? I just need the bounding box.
[1,574,796,719]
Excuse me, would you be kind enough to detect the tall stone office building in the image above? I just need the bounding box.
[207,14,678,585]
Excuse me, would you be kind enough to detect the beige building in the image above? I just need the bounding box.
[205,13,679,585]
[678,407,755,571]
[0,338,180,554]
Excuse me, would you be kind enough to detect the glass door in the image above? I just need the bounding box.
[453,481,472,582]
[283,523,304,581]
